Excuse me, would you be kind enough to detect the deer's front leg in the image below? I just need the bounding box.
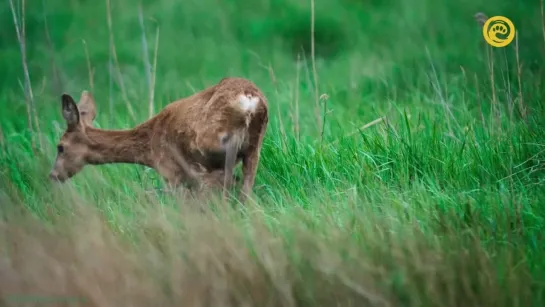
[154,161,184,193]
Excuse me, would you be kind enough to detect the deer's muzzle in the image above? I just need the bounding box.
[48,171,67,183]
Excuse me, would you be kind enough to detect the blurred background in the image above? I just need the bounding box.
[0,0,542,133]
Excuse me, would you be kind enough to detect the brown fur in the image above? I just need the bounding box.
[49,77,269,201]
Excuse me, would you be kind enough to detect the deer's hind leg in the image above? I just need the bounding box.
[222,134,243,200]
[240,114,268,201]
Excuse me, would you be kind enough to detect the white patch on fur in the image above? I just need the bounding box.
[238,94,259,112]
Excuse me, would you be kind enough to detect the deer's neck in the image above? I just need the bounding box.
[85,124,154,167]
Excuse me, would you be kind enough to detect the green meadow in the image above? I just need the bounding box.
[0,0,544,305]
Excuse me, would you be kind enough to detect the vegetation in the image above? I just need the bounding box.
[0,0,544,305]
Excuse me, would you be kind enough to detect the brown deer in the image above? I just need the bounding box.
[49,77,269,201]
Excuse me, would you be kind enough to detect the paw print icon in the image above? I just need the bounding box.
[491,24,508,35]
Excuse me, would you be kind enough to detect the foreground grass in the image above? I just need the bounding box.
[1,0,545,305]
[1,110,544,306]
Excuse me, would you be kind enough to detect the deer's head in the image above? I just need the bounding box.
[49,91,97,182]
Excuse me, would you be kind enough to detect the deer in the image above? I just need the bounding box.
[48,77,269,201]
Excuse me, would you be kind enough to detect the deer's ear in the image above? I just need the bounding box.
[77,90,97,126]
[61,94,80,130]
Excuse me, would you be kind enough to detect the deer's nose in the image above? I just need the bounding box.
[49,171,60,181]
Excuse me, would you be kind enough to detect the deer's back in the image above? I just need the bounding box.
[150,77,268,170]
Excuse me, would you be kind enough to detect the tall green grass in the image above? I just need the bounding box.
[1,0,544,305]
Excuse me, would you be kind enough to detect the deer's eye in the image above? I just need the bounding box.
[57,145,64,154]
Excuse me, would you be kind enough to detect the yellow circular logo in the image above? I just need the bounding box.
[482,16,516,47]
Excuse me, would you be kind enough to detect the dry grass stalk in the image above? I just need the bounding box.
[328,117,385,146]
[41,0,62,94]
[82,40,95,91]
[9,0,43,152]
[150,23,160,120]
[292,53,301,141]
[310,0,322,138]
[474,12,500,129]
[541,0,545,53]
[105,0,136,121]
[137,3,156,120]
